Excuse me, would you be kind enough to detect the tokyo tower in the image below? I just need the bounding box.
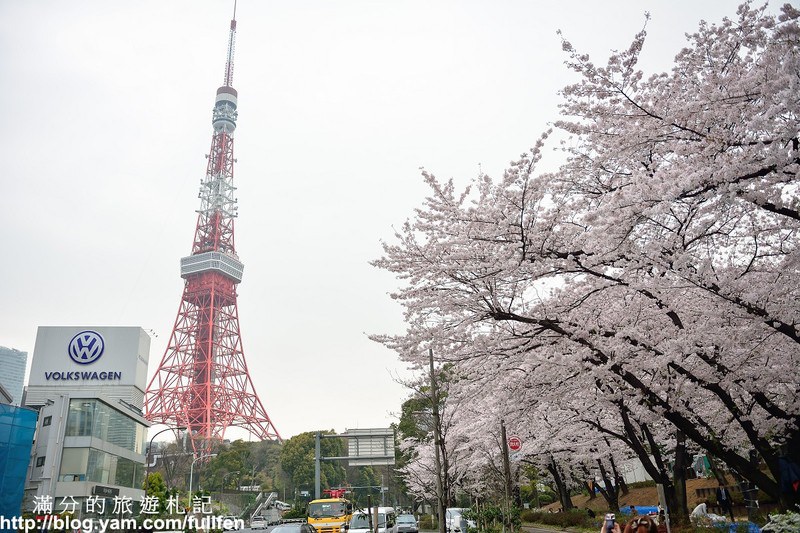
[145,8,281,452]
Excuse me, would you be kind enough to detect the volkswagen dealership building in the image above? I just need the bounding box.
[23,326,151,515]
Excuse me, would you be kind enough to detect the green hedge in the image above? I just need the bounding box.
[521,509,597,529]
[418,516,438,530]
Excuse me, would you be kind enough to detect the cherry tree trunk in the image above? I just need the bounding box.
[547,459,574,511]
[671,431,689,520]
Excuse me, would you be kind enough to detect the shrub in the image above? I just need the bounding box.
[538,491,557,506]
[761,509,800,533]
[625,480,656,490]
[418,516,438,530]
[520,509,597,529]
[474,504,520,528]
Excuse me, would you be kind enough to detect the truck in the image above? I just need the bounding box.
[446,508,476,533]
[307,496,354,533]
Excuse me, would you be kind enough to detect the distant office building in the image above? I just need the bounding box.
[0,346,28,405]
[0,383,12,404]
[23,327,151,518]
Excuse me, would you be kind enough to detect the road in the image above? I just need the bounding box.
[233,526,565,533]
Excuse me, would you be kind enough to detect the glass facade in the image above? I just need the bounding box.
[58,448,143,488]
[65,399,145,454]
[59,399,146,489]
[0,403,37,520]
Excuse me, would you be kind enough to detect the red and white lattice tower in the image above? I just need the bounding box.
[145,9,281,452]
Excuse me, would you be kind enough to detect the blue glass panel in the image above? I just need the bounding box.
[0,493,16,522]
[10,422,35,444]
[0,403,16,424]
[3,475,24,492]
[0,404,14,426]
[0,404,36,524]
[13,407,37,423]
[7,443,29,461]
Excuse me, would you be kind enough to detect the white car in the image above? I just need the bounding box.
[250,516,268,530]
[221,516,241,530]
[349,507,397,533]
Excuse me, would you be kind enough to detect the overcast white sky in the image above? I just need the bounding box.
[0,1,776,441]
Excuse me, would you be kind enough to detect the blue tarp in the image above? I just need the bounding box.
[713,522,761,533]
[620,506,659,515]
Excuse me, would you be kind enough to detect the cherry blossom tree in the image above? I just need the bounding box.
[375,2,799,511]
[396,369,473,510]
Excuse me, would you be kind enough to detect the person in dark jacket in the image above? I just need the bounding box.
[716,484,735,521]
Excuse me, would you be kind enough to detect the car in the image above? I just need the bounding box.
[271,523,317,533]
[348,508,397,533]
[220,515,241,531]
[250,516,268,530]
[396,514,418,533]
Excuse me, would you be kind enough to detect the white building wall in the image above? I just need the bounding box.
[619,457,654,484]
[25,326,149,410]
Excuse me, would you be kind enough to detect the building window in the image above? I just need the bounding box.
[66,400,95,437]
[86,448,143,489]
[35,456,45,467]
[65,399,146,454]
[59,448,89,482]
[42,416,52,426]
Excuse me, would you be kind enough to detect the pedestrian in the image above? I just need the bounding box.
[629,505,638,516]
[656,510,667,533]
[623,515,657,533]
[600,517,621,533]
[715,484,735,521]
[690,501,708,525]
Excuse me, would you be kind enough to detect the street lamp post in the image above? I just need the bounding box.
[189,453,218,496]
[145,426,186,487]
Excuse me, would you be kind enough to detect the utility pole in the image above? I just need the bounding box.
[429,348,446,533]
[315,431,321,499]
[367,495,374,533]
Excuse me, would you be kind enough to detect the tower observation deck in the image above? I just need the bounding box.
[144,10,281,452]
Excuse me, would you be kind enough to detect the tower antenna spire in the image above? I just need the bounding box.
[224,1,237,87]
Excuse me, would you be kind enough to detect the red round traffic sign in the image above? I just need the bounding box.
[508,435,522,452]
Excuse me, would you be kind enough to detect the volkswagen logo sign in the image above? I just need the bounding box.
[68,330,105,365]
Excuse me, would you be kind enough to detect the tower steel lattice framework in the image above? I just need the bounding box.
[145,10,281,452]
